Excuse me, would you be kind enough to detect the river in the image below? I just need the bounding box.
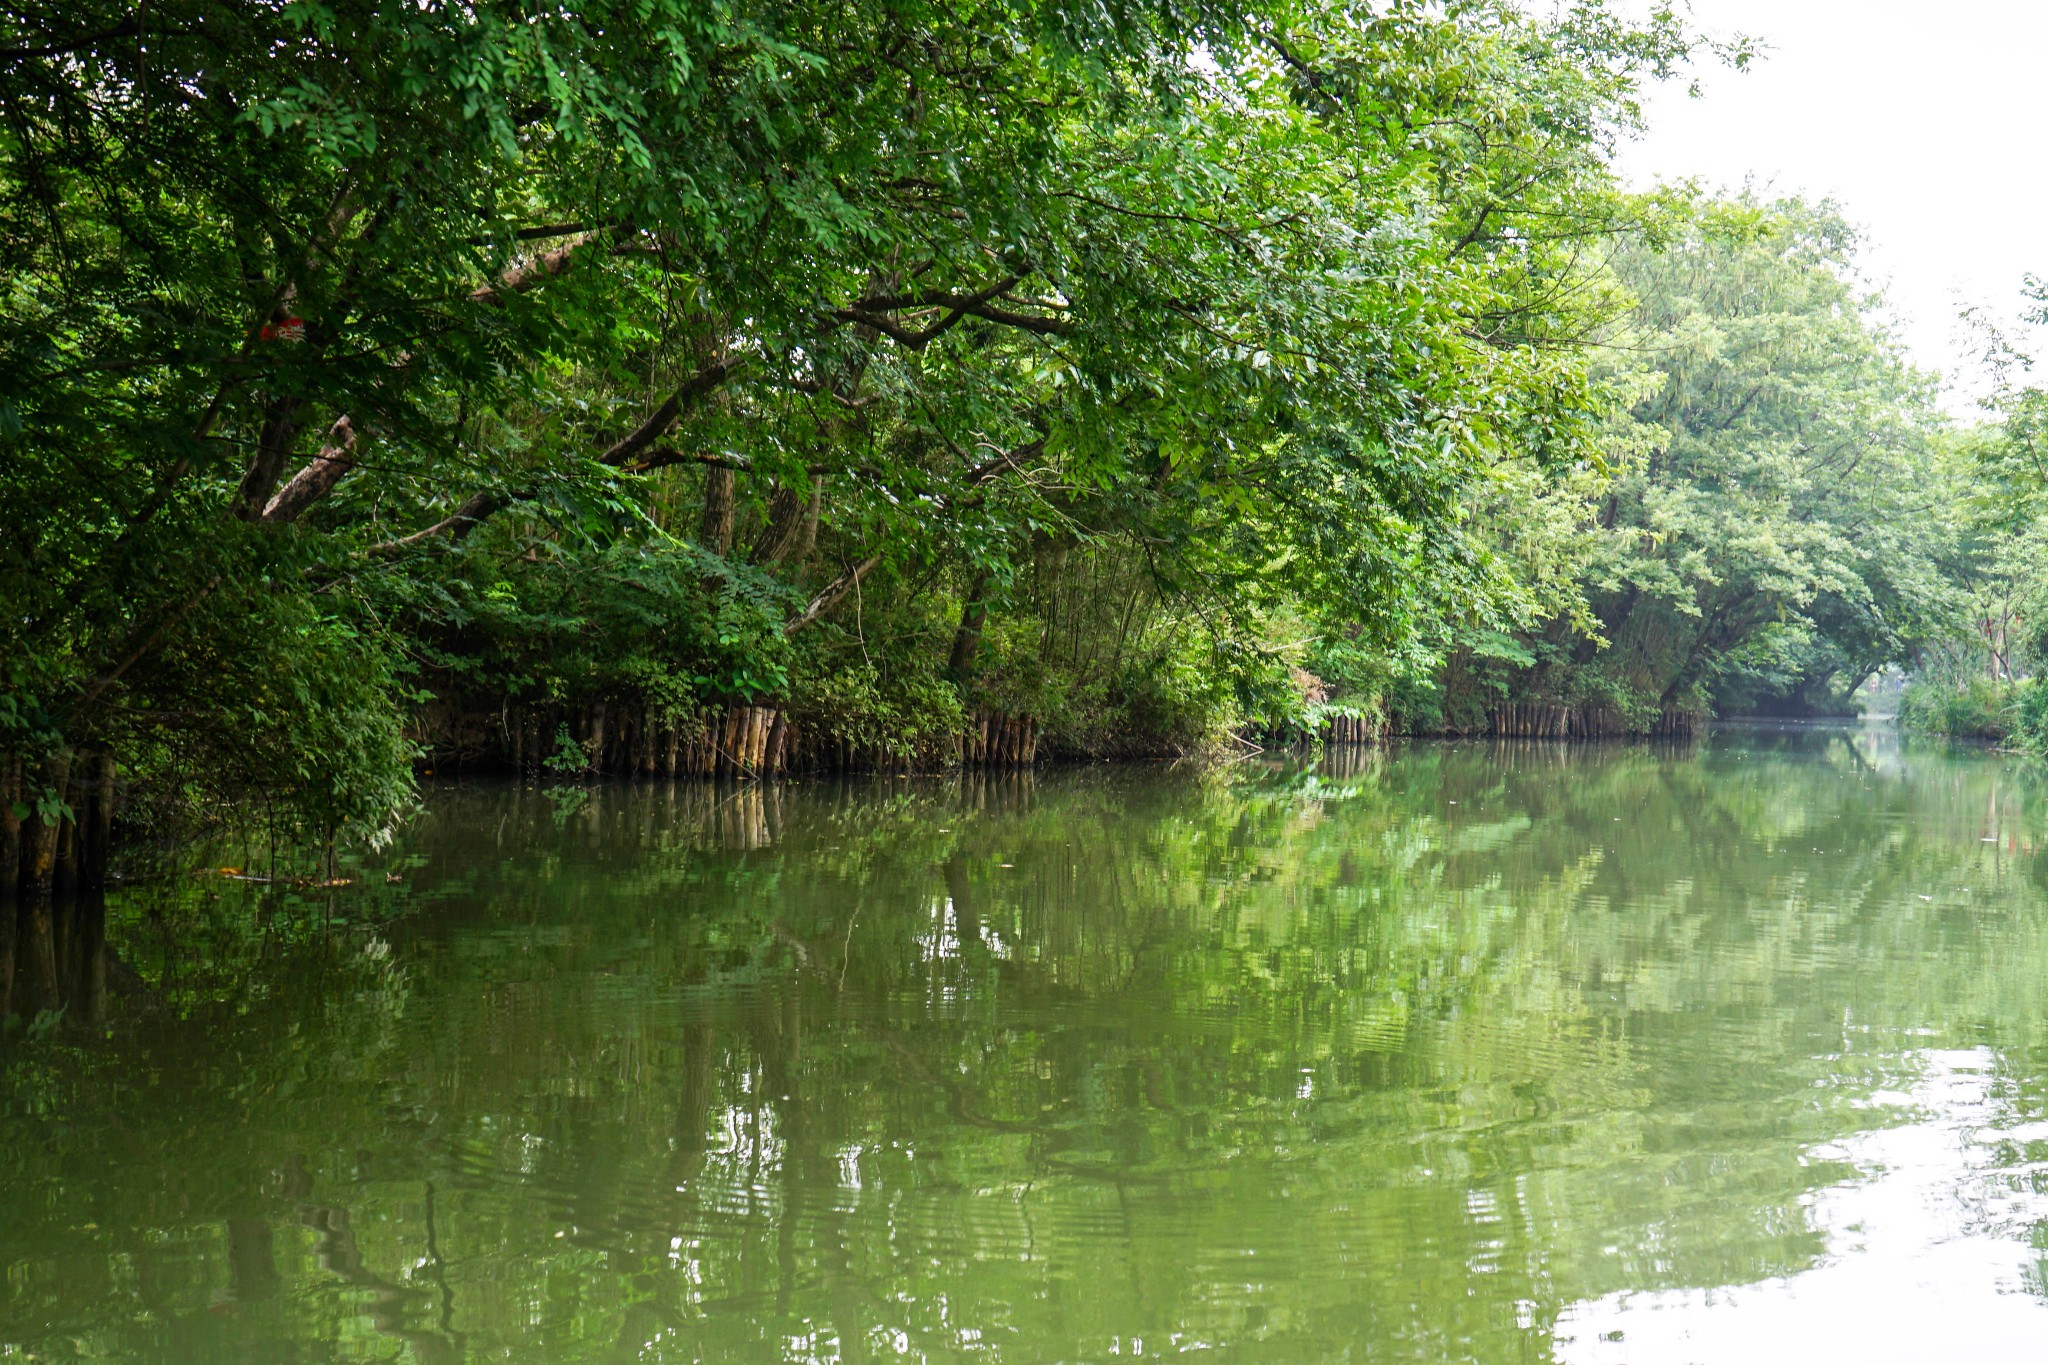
[4,726,2048,1362]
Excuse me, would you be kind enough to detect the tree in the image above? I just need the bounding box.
[0,0,1708,867]
[1441,194,1964,733]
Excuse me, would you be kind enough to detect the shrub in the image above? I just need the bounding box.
[2015,680,2048,755]
[1897,676,2017,742]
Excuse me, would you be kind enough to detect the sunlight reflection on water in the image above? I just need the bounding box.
[1557,1048,2048,1364]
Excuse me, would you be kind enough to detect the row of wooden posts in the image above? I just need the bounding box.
[2,751,119,900]
[508,702,796,779]
[483,703,1047,779]
[1491,704,1574,738]
[1491,704,1704,738]
[959,712,1039,767]
[1252,713,1385,748]
[1323,713,1382,745]
[0,706,1046,898]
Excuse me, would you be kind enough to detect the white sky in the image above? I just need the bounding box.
[1615,0,2048,415]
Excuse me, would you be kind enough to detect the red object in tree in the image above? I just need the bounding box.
[261,315,306,343]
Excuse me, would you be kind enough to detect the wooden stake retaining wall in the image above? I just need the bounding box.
[428,701,794,778]
[959,712,1038,769]
[1485,704,1706,739]
[1649,708,1702,738]
[1251,711,1385,749]
[431,701,1047,776]
[1573,705,1627,738]
[1490,704,1572,738]
[1321,712,1383,746]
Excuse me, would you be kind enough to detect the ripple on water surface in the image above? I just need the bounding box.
[6,727,2048,1361]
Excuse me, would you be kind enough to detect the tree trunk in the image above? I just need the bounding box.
[750,482,808,566]
[0,755,19,898]
[585,702,608,774]
[795,473,825,563]
[52,766,80,895]
[700,467,735,555]
[83,752,115,890]
[0,895,11,1019]
[783,554,883,637]
[24,750,71,899]
[232,395,307,519]
[948,571,992,679]
[260,415,357,523]
[738,708,760,773]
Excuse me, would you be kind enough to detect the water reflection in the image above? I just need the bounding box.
[1557,1049,2048,1364]
[5,884,108,1029]
[4,728,2048,1362]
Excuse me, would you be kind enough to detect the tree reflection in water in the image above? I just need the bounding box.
[5,728,2048,1362]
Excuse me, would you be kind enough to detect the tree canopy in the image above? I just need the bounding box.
[14,0,2016,858]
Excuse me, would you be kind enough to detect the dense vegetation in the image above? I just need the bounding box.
[1892,291,2048,751]
[0,0,2041,886]
[1436,198,1966,736]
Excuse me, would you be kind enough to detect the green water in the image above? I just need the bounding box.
[7,728,2048,1363]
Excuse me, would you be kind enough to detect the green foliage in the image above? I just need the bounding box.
[0,0,1733,837]
[1934,291,2048,757]
[1899,676,2016,743]
[1416,193,1967,733]
[543,723,587,777]
[786,656,969,766]
[2016,679,2048,755]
